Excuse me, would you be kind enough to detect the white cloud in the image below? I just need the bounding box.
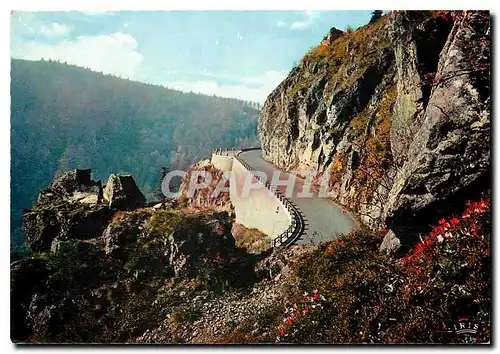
[78,11,115,16]
[40,23,71,38]
[279,11,320,30]
[290,21,310,30]
[305,10,320,18]
[165,70,287,103]
[12,32,143,79]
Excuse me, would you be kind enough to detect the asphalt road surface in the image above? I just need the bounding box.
[237,149,356,245]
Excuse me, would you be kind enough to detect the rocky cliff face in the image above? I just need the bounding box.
[178,159,234,214]
[259,11,490,247]
[13,169,241,342]
[22,169,147,253]
[103,174,146,210]
[23,169,112,253]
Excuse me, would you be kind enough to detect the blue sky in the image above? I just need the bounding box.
[11,10,373,103]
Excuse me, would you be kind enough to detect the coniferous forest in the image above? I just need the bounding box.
[11,59,260,254]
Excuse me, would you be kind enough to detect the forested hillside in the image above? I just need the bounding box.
[11,59,260,254]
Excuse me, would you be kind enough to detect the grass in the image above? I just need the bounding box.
[292,17,391,98]
[147,210,183,239]
[327,82,397,216]
[272,194,491,343]
[234,226,271,253]
[108,210,152,231]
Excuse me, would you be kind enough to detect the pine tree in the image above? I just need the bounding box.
[369,10,383,24]
[155,167,168,209]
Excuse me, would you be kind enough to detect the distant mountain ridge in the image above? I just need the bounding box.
[10,58,260,254]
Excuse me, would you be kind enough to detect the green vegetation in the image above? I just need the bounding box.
[276,194,491,343]
[352,84,396,200]
[291,16,391,98]
[289,80,312,97]
[11,58,260,254]
[328,83,396,211]
[234,226,271,253]
[155,279,205,308]
[14,208,244,342]
[109,210,153,230]
[213,194,491,344]
[147,210,183,239]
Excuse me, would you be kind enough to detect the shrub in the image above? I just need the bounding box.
[278,193,491,343]
[171,306,202,324]
[234,226,271,253]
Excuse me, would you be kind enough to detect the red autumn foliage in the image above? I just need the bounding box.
[400,193,490,269]
[282,191,490,343]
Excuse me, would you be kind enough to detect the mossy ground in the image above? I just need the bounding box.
[291,17,391,98]
[233,225,271,253]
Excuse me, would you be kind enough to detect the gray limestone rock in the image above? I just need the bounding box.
[103,174,146,210]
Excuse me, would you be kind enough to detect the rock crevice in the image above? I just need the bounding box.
[259,11,490,248]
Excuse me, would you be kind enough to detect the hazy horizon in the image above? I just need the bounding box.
[10,10,373,103]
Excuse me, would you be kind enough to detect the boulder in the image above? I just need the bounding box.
[38,169,103,205]
[102,211,151,256]
[24,202,114,253]
[166,214,235,277]
[103,174,146,210]
[321,27,344,46]
[379,230,401,255]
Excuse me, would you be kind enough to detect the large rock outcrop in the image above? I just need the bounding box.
[23,169,113,252]
[383,11,491,232]
[178,159,234,214]
[23,203,113,253]
[103,174,146,210]
[259,11,490,248]
[14,171,241,342]
[37,168,103,205]
[102,209,236,278]
[22,169,149,253]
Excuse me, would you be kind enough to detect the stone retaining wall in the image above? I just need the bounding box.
[211,148,305,248]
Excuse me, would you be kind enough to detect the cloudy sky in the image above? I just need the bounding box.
[11,10,372,103]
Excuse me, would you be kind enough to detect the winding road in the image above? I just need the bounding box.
[237,149,356,245]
